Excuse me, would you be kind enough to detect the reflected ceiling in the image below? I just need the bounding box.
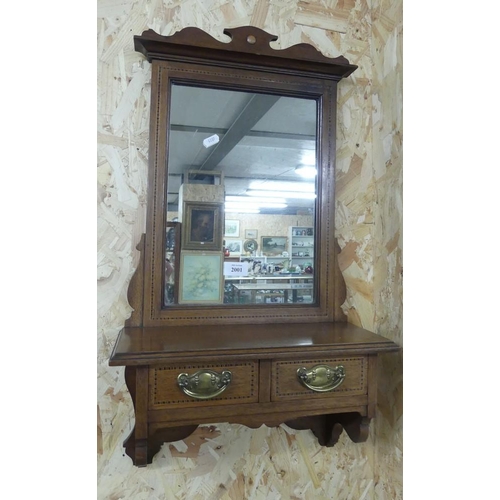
[167,84,317,215]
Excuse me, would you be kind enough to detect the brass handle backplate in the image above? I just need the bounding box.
[177,369,232,399]
[297,364,346,392]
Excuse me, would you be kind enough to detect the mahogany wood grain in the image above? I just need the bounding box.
[258,360,272,403]
[148,361,259,408]
[147,400,368,425]
[367,355,378,419]
[133,27,357,81]
[141,58,341,326]
[123,366,149,466]
[109,26,401,467]
[333,413,371,443]
[110,322,399,366]
[271,357,367,401]
[124,234,145,327]
[286,415,344,447]
[142,61,169,325]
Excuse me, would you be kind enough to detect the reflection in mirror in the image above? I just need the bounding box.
[163,84,318,308]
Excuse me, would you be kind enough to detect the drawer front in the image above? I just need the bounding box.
[149,361,259,409]
[272,357,367,401]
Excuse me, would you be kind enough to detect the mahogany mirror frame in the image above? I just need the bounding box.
[128,27,358,328]
[110,27,401,468]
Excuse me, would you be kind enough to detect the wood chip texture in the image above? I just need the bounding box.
[97,0,403,498]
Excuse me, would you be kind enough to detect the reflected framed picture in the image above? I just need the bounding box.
[182,202,223,251]
[245,229,257,239]
[178,251,223,304]
[224,219,239,237]
[225,239,242,256]
[261,236,288,256]
[243,239,258,254]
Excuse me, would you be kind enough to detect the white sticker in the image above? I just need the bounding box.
[203,134,220,148]
[224,262,248,276]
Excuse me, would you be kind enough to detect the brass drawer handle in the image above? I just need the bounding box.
[297,364,346,392]
[177,369,232,399]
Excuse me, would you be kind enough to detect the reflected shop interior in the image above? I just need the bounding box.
[164,84,318,307]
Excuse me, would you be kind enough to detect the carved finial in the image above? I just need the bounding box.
[134,26,357,80]
[223,26,278,50]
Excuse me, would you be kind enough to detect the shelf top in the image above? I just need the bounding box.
[109,322,400,366]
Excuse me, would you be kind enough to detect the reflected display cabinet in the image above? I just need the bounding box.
[289,225,314,270]
[109,26,400,467]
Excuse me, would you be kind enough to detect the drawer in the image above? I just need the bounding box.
[149,361,259,409]
[271,357,367,402]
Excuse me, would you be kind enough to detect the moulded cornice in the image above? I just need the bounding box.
[134,26,357,81]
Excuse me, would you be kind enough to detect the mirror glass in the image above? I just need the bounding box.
[164,83,318,307]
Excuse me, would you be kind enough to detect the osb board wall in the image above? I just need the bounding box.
[370,1,403,497]
[97,1,403,498]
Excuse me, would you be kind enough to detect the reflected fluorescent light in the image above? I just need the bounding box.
[295,165,317,178]
[248,180,315,192]
[226,202,287,209]
[246,189,316,200]
[226,195,286,205]
[225,206,260,214]
[301,150,316,166]
[225,194,289,213]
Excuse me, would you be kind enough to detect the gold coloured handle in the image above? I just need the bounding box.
[297,364,346,392]
[177,369,232,399]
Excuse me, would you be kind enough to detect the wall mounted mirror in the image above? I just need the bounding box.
[109,28,401,467]
[132,27,357,326]
[164,83,318,308]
